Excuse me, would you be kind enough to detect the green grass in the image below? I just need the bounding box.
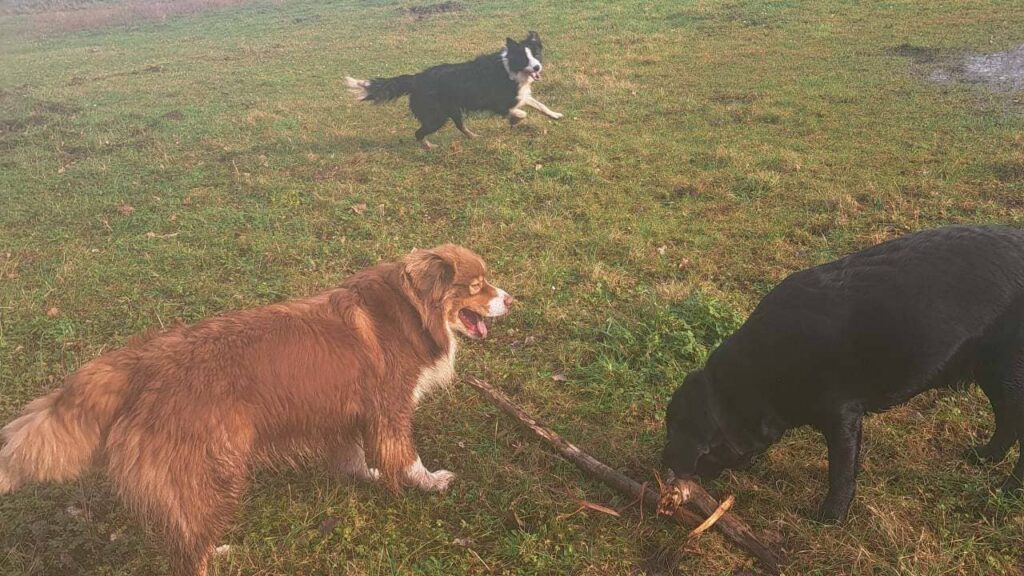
[2,0,1024,574]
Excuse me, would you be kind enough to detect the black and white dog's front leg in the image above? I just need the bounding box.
[817,405,864,523]
[508,107,528,126]
[521,96,563,119]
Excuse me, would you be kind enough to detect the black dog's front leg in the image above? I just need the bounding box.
[817,406,864,523]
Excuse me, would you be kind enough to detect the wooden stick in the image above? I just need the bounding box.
[689,494,734,538]
[463,375,781,574]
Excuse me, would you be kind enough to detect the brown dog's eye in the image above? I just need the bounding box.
[469,279,482,294]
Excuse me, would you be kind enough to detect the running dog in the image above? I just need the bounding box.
[346,31,563,149]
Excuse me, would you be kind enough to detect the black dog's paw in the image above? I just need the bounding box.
[813,500,850,524]
[998,475,1022,495]
[508,115,523,127]
[963,444,1005,465]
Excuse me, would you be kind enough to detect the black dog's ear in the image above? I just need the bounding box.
[526,30,540,41]
[662,370,714,476]
[506,37,519,50]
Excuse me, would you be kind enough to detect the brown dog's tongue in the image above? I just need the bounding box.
[476,318,488,338]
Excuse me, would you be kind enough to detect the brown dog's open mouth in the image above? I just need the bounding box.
[459,308,488,338]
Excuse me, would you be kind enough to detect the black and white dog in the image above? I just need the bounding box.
[345,32,563,149]
[662,225,1024,523]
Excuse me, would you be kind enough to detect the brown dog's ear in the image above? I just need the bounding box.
[403,248,456,305]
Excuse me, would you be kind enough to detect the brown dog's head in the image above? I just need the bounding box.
[402,244,512,340]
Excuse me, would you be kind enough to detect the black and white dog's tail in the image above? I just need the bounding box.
[345,75,416,103]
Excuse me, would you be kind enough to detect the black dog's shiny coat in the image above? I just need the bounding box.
[346,32,560,148]
[662,225,1024,522]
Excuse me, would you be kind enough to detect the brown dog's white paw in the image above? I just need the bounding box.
[404,458,456,492]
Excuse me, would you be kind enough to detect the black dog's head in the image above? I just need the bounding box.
[662,370,757,480]
[504,31,544,81]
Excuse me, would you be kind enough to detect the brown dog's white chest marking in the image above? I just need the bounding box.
[413,330,457,404]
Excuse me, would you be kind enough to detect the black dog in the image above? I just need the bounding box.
[662,225,1024,522]
[345,31,562,149]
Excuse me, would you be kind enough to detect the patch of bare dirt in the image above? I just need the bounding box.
[26,0,249,35]
[402,1,463,21]
[0,94,81,137]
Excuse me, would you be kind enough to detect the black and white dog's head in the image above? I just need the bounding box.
[503,31,544,83]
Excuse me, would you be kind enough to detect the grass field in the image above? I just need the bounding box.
[2,0,1024,574]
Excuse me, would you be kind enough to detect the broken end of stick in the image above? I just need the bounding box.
[655,477,694,516]
[688,494,735,539]
[658,478,783,574]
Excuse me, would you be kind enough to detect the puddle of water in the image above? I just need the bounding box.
[961,44,1024,92]
[893,42,1024,93]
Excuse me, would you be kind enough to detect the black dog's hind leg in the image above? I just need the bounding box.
[449,109,478,139]
[817,404,864,523]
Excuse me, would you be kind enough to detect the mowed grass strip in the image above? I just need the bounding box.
[1,0,1023,574]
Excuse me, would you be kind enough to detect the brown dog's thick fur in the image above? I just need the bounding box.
[0,244,511,576]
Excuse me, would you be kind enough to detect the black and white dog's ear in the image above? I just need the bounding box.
[526,30,540,41]
[506,37,519,49]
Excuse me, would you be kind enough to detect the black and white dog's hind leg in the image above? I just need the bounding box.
[409,92,448,150]
[450,109,479,139]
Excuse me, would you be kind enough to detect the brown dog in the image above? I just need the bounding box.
[0,244,511,576]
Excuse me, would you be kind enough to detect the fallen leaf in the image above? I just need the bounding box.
[169,213,178,222]
[510,335,538,349]
[657,245,667,256]
[144,232,180,239]
[552,374,568,382]
[307,152,318,161]
[46,307,60,318]
[578,500,621,517]
[351,203,367,215]
[678,257,692,270]
[318,517,341,536]
[117,203,135,216]
[512,509,526,530]
[452,537,474,547]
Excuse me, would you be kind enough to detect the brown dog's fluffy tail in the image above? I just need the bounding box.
[0,351,135,493]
